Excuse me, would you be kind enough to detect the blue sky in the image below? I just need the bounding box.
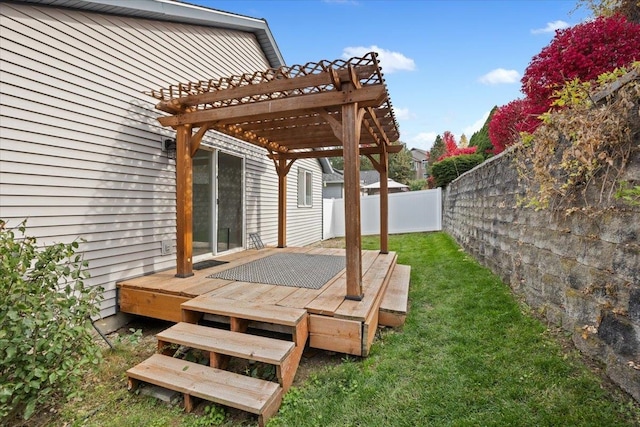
[192,0,590,151]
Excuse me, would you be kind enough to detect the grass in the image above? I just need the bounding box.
[39,232,639,426]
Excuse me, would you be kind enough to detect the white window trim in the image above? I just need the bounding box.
[297,168,313,207]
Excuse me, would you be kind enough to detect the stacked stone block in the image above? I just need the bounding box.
[443,148,639,401]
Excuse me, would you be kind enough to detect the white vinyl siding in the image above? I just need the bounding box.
[0,2,322,318]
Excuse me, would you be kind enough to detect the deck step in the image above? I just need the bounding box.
[182,296,307,327]
[127,354,282,427]
[157,322,294,365]
[379,264,411,327]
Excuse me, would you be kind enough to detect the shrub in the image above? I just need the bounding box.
[431,154,485,188]
[0,220,102,422]
[492,15,640,155]
[522,14,640,115]
[513,64,640,212]
[408,179,427,191]
[437,131,478,161]
[488,98,540,155]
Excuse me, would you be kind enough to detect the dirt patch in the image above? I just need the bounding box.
[306,237,346,249]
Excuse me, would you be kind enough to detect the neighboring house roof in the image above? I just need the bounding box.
[360,170,380,186]
[323,170,344,184]
[322,169,381,186]
[19,0,285,68]
[362,178,408,189]
[411,148,429,162]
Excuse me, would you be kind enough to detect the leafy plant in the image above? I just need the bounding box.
[113,328,143,348]
[185,404,225,427]
[0,220,102,422]
[522,14,640,115]
[615,181,640,206]
[469,106,498,158]
[491,14,640,153]
[513,64,640,212]
[408,179,427,191]
[437,131,478,161]
[431,154,485,187]
[488,98,540,155]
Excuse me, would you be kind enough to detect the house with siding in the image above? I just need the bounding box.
[410,147,429,179]
[0,0,327,323]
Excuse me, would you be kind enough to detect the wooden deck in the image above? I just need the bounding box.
[118,246,408,357]
[119,246,409,425]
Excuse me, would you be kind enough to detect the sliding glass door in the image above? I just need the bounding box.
[192,149,244,257]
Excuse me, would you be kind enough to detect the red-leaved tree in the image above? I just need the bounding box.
[437,131,477,160]
[488,99,539,154]
[522,14,640,114]
[490,14,640,154]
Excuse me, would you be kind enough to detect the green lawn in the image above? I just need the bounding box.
[48,232,638,427]
[269,232,639,426]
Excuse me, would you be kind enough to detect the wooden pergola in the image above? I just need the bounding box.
[150,52,401,300]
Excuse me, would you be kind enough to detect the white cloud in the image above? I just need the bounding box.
[408,132,439,151]
[531,20,570,34]
[463,110,491,136]
[393,107,412,121]
[342,45,416,74]
[478,68,520,85]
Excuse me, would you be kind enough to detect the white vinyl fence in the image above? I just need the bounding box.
[323,188,442,240]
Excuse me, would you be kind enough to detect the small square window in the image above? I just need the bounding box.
[297,169,313,207]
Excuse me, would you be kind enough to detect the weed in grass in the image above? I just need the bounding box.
[112,328,143,348]
[184,404,225,427]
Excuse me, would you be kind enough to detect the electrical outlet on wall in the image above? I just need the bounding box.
[161,240,174,255]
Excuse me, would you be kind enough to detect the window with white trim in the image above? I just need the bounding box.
[297,168,313,207]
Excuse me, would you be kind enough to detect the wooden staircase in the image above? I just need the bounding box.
[127,298,308,427]
[379,264,411,327]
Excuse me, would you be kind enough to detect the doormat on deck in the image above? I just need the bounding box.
[207,253,345,289]
[193,259,229,271]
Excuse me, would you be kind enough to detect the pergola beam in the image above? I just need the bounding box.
[156,65,379,114]
[269,144,403,160]
[158,85,387,127]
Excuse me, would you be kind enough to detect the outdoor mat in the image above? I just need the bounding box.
[207,253,345,289]
[193,259,229,271]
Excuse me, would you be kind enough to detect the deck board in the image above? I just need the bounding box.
[334,251,397,321]
[117,247,403,356]
[304,250,379,316]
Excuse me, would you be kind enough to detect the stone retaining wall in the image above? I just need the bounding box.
[443,148,639,401]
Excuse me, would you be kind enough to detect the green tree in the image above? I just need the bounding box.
[389,144,413,185]
[469,106,498,158]
[427,135,444,170]
[329,156,375,171]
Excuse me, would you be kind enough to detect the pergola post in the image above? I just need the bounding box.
[175,124,194,278]
[277,158,287,248]
[379,147,389,254]
[342,96,364,300]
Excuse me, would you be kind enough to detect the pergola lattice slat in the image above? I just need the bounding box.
[151,52,400,300]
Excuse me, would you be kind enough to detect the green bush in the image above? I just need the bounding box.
[0,220,102,422]
[408,179,427,191]
[431,154,485,187]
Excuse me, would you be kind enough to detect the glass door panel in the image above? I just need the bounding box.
[192,150,213,256]
[216,151,244,252]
